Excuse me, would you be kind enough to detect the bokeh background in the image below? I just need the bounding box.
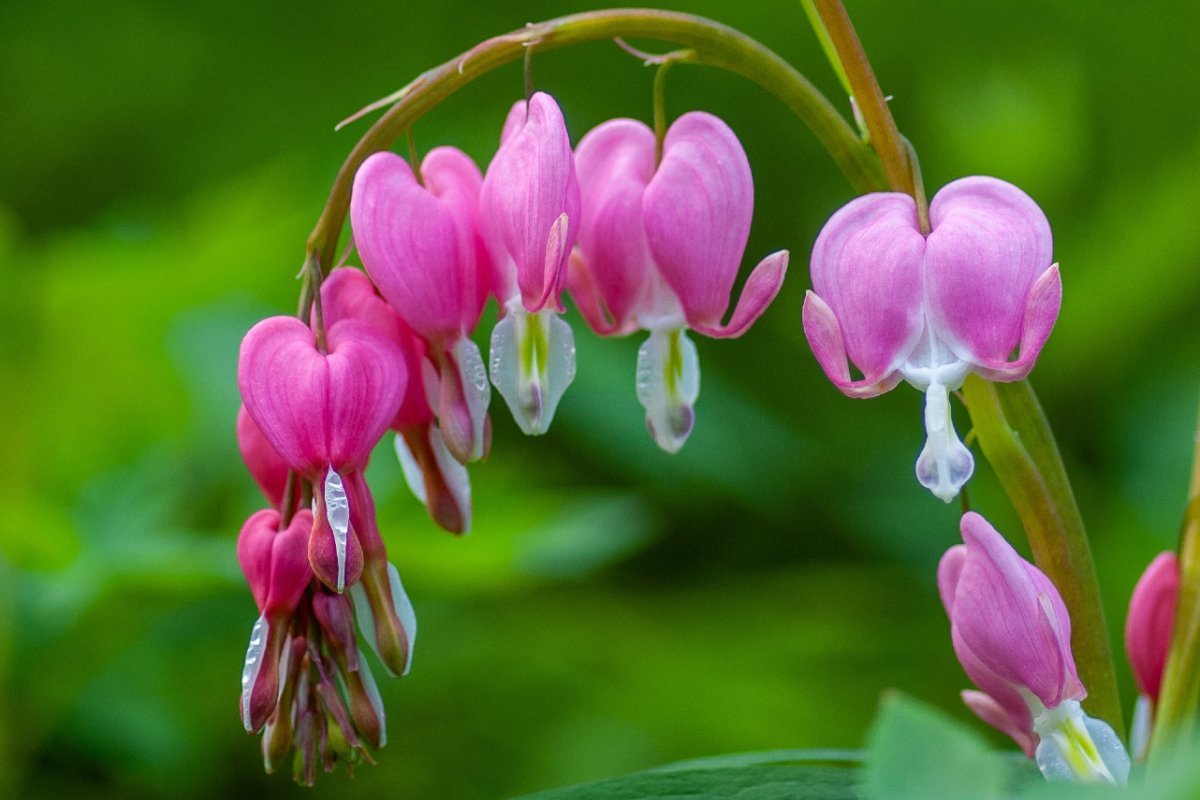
[3,0,1200,797]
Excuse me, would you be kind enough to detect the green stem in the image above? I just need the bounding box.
[303,8,885,276]
[809,0,912,196]
[1149,396,1200,758]
[961,376,1124,735]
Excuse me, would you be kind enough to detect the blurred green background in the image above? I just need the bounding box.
[3,0,1199,797]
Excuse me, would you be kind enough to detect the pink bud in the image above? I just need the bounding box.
[481,92,580,312]
[236,509,314,617]
[1125,552,1179,703]
[237,405,290,508]
[939,512,1085,724]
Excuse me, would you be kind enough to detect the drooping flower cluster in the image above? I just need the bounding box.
[938,512,1129,783]
[803,177,1061,502]
[236,90,786,782]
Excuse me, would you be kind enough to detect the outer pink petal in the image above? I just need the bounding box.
[925,176,1055,366]
[264,509,315,616]
[643,112,753,328]
[1126,552,1179,701]
[351,151,465,342]
[952,626,1037,745]
[573,118,656,330]
[480,92,580,312]
[801,291,904,398]
[237,405,289,507]
[422,146,491,332]
[238,316,330,476]
[954,511,1077,709]
[392,330,434,429]
[938,544,968,616]
[692,250,788,339]
[970,265,1062,382]
[324,319,407,471]
[566,248,628,335]
[808,192,925,385]
[961,690,1037,757]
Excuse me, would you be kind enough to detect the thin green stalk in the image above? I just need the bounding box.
[303,8,886,274]
[962,376,1124,735]
[809,0,912,196]
[799,0,853,98]
[1149,396,1200,758]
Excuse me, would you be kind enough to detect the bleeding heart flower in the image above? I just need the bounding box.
[480,91,580,435]
[351,150,492,463]
[803,177,1061,502]
[939,512,1128,783]
[238,315,405,592]
[568,113,788,452]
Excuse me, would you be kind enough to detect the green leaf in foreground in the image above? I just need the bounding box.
[862,693,1010,800]
[516,750,860,799]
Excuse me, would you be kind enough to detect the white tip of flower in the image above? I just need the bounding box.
[395,433,428,505]
[489,307,576,435]
[635,327,700,453]
[240,613,268,733]
[357,655,387,748]
[452,337,491,461]
[915,381,974,502]
[350,561,418,677]
[1034,700,1130,784]
[1130,693,1153,763]
[324,468,350,592]
[429,425,472,533]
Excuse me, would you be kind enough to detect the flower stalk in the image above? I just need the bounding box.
[303,8,886,282]
[961,375,1124,735]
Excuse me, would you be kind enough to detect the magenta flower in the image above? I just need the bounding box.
[480,91,581,435]
[238,315,405,592]
[351,148,492,463]
[568,113,788,452]
[938,512,1128,783]
[320,267,472,534]
[1125,551,1179,759]
[803,177,1061,501]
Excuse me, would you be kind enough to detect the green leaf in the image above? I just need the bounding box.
[516,751,860,799]
[862,693,1010,800]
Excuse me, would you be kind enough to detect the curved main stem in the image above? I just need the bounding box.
[304,8,885,272]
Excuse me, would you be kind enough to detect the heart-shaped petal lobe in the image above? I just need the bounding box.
[925,176,1055,367]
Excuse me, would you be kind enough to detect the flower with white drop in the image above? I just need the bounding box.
[568,113,788,452]
[803,177,1061,501]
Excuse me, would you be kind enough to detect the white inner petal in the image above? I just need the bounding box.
[240,612,268,732]
[489,303,576,435]
[1033,699,1129,784]
[324,467,350,592]
[635,326,700,453]
[902,322,974,502]
[393,433,427,505]
[453,337,491,461]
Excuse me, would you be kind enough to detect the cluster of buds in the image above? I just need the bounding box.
[938,512,1130,783]
[236,89,786,782]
